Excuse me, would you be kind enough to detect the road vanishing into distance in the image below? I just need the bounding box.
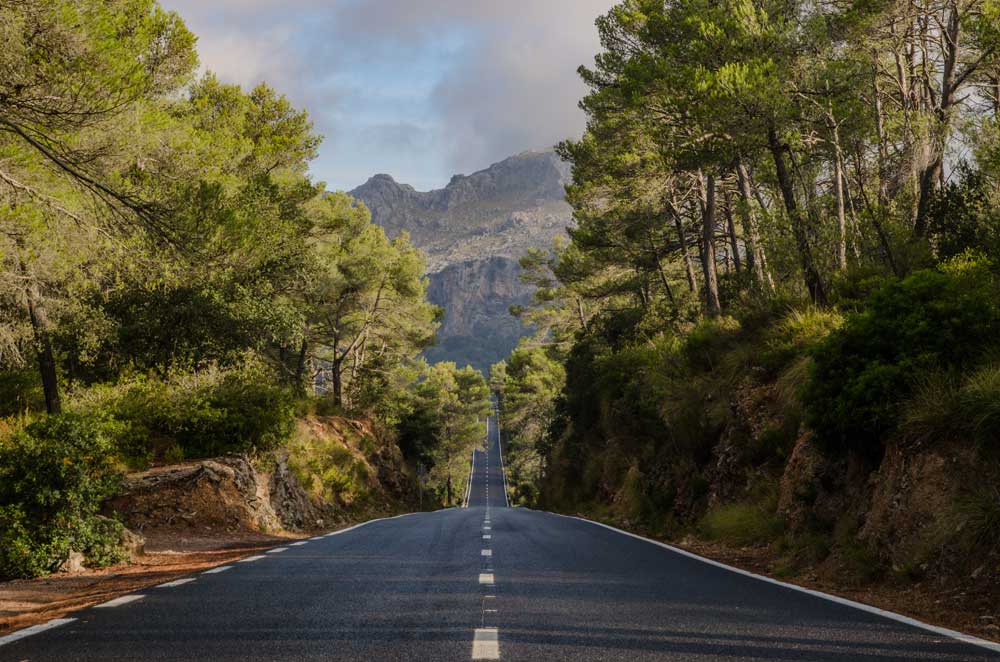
[3,408,999,661]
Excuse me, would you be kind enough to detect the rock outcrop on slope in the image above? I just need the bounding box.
[350,150,573,372]
[422,256,535,373]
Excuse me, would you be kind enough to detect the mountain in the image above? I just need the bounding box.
[350,150,573,372]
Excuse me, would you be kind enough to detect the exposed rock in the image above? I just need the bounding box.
[423,256,534,372]
[106,457,282,534]
[59,551,86,574]
[778,433,825,532]
[351,150,574,372]
[859,439,975,571]
[268,452,327,531]
[351,150,572,267]
[120,526,145,560]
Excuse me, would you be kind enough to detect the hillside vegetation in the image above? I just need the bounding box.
[493,0,1000,617]
[0,0,489,579]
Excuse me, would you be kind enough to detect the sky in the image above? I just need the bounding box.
[158,0,617,192]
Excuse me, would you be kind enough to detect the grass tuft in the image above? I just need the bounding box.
[699,493,784,546]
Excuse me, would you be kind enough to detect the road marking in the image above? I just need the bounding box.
[266,547,288,554]
[290,541,309,546]
[479,573,494,584]
[553,511,1000,656]
[483,526,491,531]
[483,534,491,540]
[156,578,195,588]
[238,555,266,563]
[472,627,499,659]
[481,549,492,557]
[202,565,232,574]
[95,595,144,608]
[0,618,76,647]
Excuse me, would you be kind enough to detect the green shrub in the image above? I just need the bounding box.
[684,316,741,371]
[958,484,1000,548]
[614,465,647,521]
[699,494,784,546]
[901,362,1000,448]
[0,414,126,578]
[762,307,844,370]
[70,366,296,460]
[962,363,1000,445]
[927,165,1000,261]
[804,255,1000,456]
[0,368,44,417]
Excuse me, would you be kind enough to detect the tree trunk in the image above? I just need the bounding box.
[25,279,61,414]
[294,339,308,392]
[834,149,848,272]
[735,160,767,291]
[669,201,699,294]
[914,5,961,238]
[576,298,588,332]
[647,232,677,306]
[767,127,827,305]
[698,173,722,316]
[722,188,742,276]
[331,359,343,407]
[851,152,901,276]
[873,62,890,207]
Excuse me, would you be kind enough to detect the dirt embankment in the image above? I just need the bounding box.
[700,379,998,641]
[0,415,418,635]
[560,372,1000,643]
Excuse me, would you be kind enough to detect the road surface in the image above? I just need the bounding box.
[2,409,998,661]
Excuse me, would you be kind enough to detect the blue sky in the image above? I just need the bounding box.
[159,0,617,192]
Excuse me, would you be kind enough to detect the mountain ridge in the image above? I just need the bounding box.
[351,150,573,272]
[350,150,574,372]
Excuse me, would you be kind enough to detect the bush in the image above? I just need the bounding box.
[900,362,1000,447]
[804,255,1000,456]
[958,484,1000,548]
[927,165,1000,261]
[287,421,375,506]
[70,366,296,461]
[0,368,44,417]
[700,495,784,546]
[0,414,126,578]
[684,316,741,371]
[762,307,844,370]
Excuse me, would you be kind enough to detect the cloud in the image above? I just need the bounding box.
[158,0,617,189]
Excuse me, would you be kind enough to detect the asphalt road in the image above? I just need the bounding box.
[3,410,998,661]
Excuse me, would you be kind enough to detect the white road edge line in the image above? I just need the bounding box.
[472,627,500,660]
[495,404,511,508]
[202,565,232,574]
[463,447,476,508]
[266,547,289,554]
[156,578,195,588]
[549,511,1000,655]
[95,594,145,608]
[0,512,422,647]
[0,618,77,647]
[290,541,309,546]
[317,511,418,540]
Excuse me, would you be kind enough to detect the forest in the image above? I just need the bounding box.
[0,0,490,579]
[494,0,1000,596]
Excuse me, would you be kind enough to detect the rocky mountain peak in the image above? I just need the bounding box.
[350,149,575,373]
